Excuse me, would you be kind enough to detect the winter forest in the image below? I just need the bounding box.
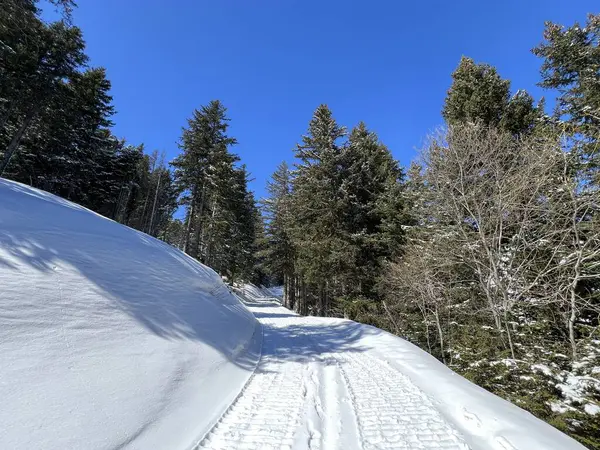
[1,1,599,447]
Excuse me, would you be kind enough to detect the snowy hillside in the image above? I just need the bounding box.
[0,178,585,450]
[0,179,260,449]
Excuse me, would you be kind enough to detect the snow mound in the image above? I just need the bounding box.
[362,326,586,449]
[0,179,261,450]
[265,285,284,299]
[234,283,283,303]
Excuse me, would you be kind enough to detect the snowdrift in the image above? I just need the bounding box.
[0,179,261,450]
[360,326,585,449]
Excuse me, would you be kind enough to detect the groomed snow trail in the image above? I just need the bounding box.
[198,299,469,450]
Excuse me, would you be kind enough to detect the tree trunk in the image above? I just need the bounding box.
[503,312,516,360]
[283,273,289,308]
[293,275,299,313]
[382,301,401,335]
[568,273,580,361]
[148,171,162,236]
[289,272,296,311]
[1,109,36,176]
[568,299,577,361]
[300,279,307,315]
[192,182,207,260]
[204,195,218,265]
[434,305,446,364]
[318,282,324,316]
[418,304,433,355]
[183,190,195,254]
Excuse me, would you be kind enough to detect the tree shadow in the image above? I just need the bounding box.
[0,180,377,375]
[0,180,262,371]
[240,300,283,308]
[258,320,378,367]
[252,312,298,319]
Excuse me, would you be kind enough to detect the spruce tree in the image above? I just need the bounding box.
[0,0,177,239]
[442,56,510,127]
[337,122,405,300]
[533,14,600,177]
[289,105,346,315]
[171,100,237,259]
[282,106,409,317]
[261,161,296,307]
[443,56,543,135]
[171,101,259,282]
[0,18,87,174]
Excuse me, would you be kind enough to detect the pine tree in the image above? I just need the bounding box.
[289,105,346,315]
[533,14,600,178]
[171,100,237,259]
[443,56,543,135]
[261,161,296,307]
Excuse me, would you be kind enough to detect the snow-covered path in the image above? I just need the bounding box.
[199,300,468,450]
[0,180,584,450]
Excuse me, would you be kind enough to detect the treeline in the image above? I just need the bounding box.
[170,100,260,282]
[261,15,600,446]
[0,0,178,234]
[260,106,407,316]
[0,0,259,281]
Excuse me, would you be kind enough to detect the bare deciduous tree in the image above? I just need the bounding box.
[394,124,600,361]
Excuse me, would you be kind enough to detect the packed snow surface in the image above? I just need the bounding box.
[201,289,585,450]
[0,179,585,449]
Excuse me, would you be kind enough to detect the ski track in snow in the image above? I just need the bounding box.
[198,300,469,450]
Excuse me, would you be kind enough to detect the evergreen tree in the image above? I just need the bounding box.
[1,1,176,240]
[0,16,87,174]
[337,122,405,301]
[6,68,116,199]
[171,100,237,259]
[443,56,543,135]
[501,90,545,136]
[442,56,510,127]
[289,104,346,315]
[533,14,600,177]
[171,101,259,282]
[276,106,409,318]
[261,161,296,307]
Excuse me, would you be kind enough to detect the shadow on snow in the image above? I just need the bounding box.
[0,180,378,373]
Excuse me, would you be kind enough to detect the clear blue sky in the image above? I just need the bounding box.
[60,0,596,200]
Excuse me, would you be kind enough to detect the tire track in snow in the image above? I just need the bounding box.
[197,321,306,450]
[198,301,469,450]
[337,351,469,449]
[327,358,361,450]
[320,361,341,449]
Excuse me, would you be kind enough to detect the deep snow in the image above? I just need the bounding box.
[0,179,260,449]
[0,178,586,449]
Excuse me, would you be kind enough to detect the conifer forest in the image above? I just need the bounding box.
[1,1,599,447]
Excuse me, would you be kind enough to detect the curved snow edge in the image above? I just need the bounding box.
[356,322,585,450]
[0,178,265,450]
[188,319,264,450]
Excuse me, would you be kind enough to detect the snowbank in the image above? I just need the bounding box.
[361,326,585,449]
[0,179,261,450]
[234,283,283,303]
[265,285,284,299]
